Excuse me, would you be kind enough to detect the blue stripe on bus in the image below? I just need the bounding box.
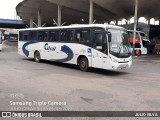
[51,45,74,62]
[22,42,73,62]
[22,42,37,57]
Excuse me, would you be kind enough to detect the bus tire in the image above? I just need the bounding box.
[34,51,41,62]
[79,57,89,72]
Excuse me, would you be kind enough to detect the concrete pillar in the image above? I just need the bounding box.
[128,20,130,24]
[89,0,93,24]
[125,20,128,24]
[38,9,42,27]
[57,4,62,26]
[133,0,138,57]
[115,20,118,25]
[29,16,34,28]
[148,19,150,25]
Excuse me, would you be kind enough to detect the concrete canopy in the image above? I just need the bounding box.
[16,0,160,27]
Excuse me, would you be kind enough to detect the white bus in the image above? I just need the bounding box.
[18,24,132,71]
[0,31,2,51]
[128,30,150,55]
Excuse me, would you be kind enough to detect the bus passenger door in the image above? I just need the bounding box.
[92,32,105,69]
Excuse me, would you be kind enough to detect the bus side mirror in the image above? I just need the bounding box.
[108,33,111,42]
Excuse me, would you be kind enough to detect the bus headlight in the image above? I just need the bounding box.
[110,57,118,63]
[130,58,132,62]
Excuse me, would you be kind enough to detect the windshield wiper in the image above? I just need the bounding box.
[117,45,123,54]
[117,45,129,55]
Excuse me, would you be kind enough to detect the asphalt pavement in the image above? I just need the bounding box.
[0,45,160,120]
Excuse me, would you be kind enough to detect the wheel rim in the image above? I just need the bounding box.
[35,53,40,61]
[81,61,86,69]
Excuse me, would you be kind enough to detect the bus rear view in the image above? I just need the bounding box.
[128,30,150,55]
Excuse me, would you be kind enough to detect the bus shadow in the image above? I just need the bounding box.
[89,68,129,76]
[24,58,79,70]
[24,58,129,76]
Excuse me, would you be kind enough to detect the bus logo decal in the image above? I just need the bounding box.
[44,43,56,51]
[88,48,92,53]
[52,45,74,62]
[22,42,37,57]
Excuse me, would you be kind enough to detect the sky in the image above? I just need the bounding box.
[0,0,23,19]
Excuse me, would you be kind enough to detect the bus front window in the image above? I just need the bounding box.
[108,29,131,58]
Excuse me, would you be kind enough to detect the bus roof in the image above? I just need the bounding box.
[127,30,145,34]
[19,24,125,31]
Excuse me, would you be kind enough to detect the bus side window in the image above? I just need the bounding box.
[43,31,48,42]
[67,30,74,42]
[93,33,103,51]
[60,30,74,42]
[61,31,67,41]
[38,31,48,42]
[49,31,59,42]
[33,32,38,41]
[29,32,37,41]
[23,31,29,41]
[38,31,42,41]
[75,29,90,43]
[76,33,81,42]
[43,31,46,41]
[24,35,28,41]
[48,31,53,41]
[29,32,33,41]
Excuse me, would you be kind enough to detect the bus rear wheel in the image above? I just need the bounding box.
[34,51,41,62]
[79,57,89,72]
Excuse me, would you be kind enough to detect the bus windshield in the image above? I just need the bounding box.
[108,29,131,58]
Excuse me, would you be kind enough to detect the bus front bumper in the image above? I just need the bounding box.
[117,62,131,70]
[109,59,132,70]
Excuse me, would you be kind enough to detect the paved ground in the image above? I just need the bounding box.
[0,45,160,120]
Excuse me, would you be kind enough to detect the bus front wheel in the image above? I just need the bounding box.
[34,51,41,62]
[79,57,89,72]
